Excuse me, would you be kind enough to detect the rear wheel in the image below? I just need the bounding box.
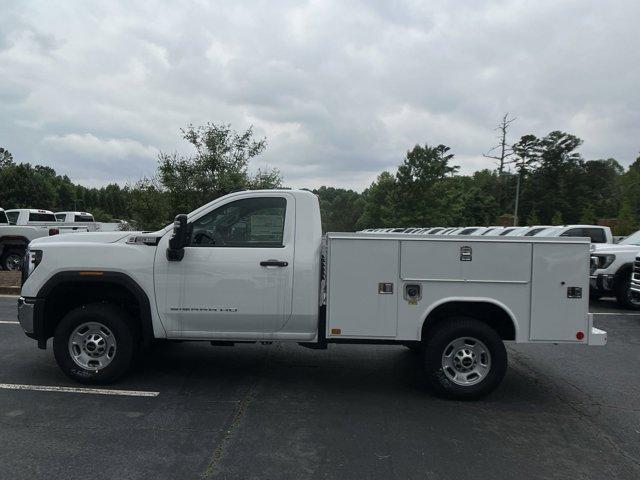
[615,278,640,310]
[1,248,24,271]
[423,317,507,400]
[53,304,137,384]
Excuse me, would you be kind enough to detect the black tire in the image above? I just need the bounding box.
[615,278,640,310]
[1,247,25,271]
[589,289,603,301]
[423,316,507,400]
[53,303,137,384]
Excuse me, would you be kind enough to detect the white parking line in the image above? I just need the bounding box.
[0,320,19,325]
[0,383,159,397]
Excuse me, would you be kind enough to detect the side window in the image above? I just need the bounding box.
[584,228,606,243]
[460,228,476,235]
[190,197,286,248]
[29,213,56,222]
[499,228,514,236]
[525,228,545,236]
[56,214,65,222]
[560,228,582,238]
[6,212,19,224]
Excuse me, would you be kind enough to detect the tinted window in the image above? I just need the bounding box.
[6,211,18,224]
[0,211,7,224]
[525,228,546,236]
[55,214,65,221]
[499,228,515,236]
[584,228,606,243]
[190,197,286,247]
[482,228,495,235]
[29,213,56,222]
[460,228,477,235]
[74,215,94,222]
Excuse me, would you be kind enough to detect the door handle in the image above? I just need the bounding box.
[260,259,289,267]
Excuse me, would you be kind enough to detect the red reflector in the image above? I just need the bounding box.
[576,331,585,340]
[49,228,59,236]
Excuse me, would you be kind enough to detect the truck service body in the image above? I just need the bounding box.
[17,190,606,399]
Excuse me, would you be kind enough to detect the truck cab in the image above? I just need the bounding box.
[55,211,102,232]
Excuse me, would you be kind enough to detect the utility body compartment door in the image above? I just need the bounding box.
[326,238,398,338]
[529,243,589,341]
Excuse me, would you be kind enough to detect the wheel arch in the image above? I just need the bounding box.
[35,271,154,346]
[0,235,29,247]
[614,263,633,285]
[420,297,518,342]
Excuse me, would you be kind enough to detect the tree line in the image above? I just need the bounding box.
[0,122,638,234]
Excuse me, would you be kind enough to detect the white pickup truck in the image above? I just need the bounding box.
[590,230,640,309]
[17,190,606,399]
[0,209,88,271]
[55,211,102,232]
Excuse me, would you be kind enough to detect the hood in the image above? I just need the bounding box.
[591,243,640,255]
[31,231,134,246]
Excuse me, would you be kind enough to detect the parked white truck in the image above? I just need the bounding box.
[0,209,88,270]
[55,211,102,232]
[17,190,606,399]
[590,230,640,309]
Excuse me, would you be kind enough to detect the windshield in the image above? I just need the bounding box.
[620,230,640,246]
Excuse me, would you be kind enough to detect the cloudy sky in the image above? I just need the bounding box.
[1,0,639,190]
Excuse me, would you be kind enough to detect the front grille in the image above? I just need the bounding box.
[633,259,640,282]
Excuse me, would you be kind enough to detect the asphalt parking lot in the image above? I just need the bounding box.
[1,295,639,480]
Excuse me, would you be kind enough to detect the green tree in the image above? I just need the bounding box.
[157,123,280,217]
[395,144,459,226]
[0,147,14,169]
[551,211,563,225]
[355,171,398,228]
[526,209,540,225]
[314,187,364,232]
[579,203,597,225]
[127,177,169,230]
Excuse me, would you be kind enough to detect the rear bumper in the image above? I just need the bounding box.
[587,313,607,346]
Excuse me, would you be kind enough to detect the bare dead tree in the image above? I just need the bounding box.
[483,113,517,175]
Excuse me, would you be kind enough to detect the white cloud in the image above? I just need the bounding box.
[0,0,639,191]
[43,133,157,159]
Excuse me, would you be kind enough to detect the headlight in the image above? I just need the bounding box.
[24,249,43,279]
[592,254,615,270]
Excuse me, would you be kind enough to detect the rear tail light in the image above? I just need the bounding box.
[48,228,59,236]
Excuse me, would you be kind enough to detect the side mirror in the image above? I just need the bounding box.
[167,214,191,261]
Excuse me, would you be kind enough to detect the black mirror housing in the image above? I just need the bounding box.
[167,214,191,261]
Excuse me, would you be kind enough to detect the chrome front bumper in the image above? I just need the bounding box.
[17,297,35,334]
[589,274,615,292]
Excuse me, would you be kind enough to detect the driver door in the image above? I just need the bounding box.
[154,193,295,338]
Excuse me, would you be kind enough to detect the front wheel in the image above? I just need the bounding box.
[616,278,640,310]
[423,317,507,400]
[53,304,137,384]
